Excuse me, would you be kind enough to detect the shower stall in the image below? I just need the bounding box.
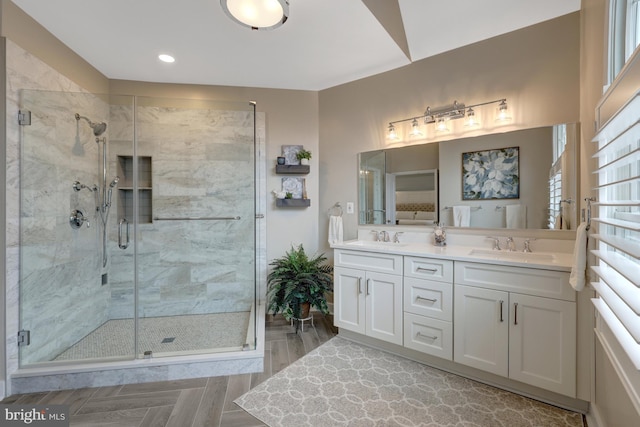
[14,90,264,391]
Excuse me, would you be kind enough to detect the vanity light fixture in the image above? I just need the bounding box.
[386,98,509,140]
[221,0,289,30]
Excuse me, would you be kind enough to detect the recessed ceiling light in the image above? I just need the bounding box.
[158,54,175,63]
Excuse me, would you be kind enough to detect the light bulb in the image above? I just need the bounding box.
[387,123,398,140]
[496,100,511,122]
[409,118,423,137]
[436,118,449,132]
[465,108,479,127]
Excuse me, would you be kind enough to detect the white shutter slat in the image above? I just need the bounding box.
[592,266,640,315]
[592,249,640,288]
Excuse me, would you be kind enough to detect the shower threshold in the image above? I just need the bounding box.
[11,304,265,395]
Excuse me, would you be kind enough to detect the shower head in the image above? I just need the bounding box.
[75,113,107,136]
[109,176,119,188]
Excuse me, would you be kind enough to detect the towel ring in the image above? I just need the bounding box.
[328,202,343,217]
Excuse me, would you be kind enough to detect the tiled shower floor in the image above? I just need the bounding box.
[54,312,251,361]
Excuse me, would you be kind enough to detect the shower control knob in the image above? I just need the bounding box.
[69,209,88,230]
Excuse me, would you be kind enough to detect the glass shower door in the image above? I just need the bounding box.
[133,97,257,357]
[18,90,136,365]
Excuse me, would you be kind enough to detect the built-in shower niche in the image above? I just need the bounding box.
[117,155,152,224]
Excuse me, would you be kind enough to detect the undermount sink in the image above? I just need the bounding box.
[345,240,409,248]
[467,248,556,263]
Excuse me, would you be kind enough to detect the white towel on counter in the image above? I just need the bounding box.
[569,222,589,291]
[453,206,470,227]
[328,215,343,245]
[506,204,526,229]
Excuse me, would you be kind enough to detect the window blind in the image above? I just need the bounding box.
[591,91,640,370]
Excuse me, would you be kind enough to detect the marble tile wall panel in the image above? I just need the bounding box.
[5,41,113,371]
[107,106,262,319]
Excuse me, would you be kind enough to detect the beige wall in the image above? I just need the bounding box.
[318,12,581,253]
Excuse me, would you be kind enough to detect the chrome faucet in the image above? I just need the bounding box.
[371,230,380,241]
[523,238,535,253]
[506,237,516,252]
[393,232,403,243]
[487,237,501,251]
[380,230,390,242]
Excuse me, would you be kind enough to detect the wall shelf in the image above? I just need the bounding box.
[276,199,311,208]
[276,165,310,174]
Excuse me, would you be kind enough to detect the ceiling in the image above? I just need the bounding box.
[12,0,581,91]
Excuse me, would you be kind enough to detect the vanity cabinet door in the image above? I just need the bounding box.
[366,271,403,345]
[509,293,576,397]
[454,284,509,377]
[333,267,366,335]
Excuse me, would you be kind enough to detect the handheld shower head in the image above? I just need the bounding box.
[75,113,107,136]
[109,176,119,188]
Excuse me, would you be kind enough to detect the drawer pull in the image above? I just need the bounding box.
[366,278,371,296]
[514,302,519,325]
[417,332,438,341]
[416,267,438,273]
[499,300,504,322]
[358,277,363,294]
[416,296,437,304]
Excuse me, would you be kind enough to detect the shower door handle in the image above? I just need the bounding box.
[118,218,130,249]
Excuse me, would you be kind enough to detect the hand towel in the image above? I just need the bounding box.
[453,206,470,227]
[506,204,526,229]
[569,222,589,291]
[328,215,343,245]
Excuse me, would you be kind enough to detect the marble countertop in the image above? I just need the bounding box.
[330,240,573,272]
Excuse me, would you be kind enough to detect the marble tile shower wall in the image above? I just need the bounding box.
[106,105,258,319]
[6,40,112,366]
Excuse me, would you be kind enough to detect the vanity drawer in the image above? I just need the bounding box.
[404,257,453,283]
[404,312,452,360]
[404,277,452,321]
[334,249,403,275]
[454,262,575,301]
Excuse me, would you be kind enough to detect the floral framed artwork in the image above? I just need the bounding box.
[462,147,519,200]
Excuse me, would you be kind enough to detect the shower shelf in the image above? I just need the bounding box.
[117,155,153,224]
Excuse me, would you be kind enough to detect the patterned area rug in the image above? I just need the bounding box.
[235,336,583,427]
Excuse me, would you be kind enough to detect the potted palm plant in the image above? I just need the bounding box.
[267,244,333,327]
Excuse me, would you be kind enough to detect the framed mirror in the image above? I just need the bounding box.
[358,123,579,230]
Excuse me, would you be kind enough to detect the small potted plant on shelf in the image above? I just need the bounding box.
[296,149,312,165]
[267,244,333,329]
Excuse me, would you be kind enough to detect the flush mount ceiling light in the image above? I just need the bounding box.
[221,0,289,30]
[386,98,510,140]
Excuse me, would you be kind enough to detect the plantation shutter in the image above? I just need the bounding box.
[591,91,640,369]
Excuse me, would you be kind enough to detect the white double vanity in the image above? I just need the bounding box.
[331,228,584,411]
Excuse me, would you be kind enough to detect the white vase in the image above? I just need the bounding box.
[300,158,309,165]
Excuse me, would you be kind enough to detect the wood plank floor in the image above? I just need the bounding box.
[2,314,337,427]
